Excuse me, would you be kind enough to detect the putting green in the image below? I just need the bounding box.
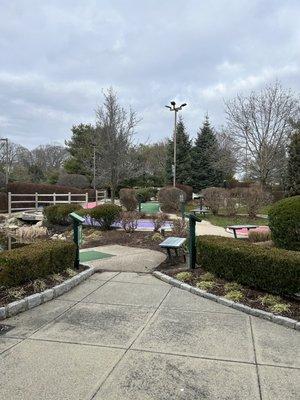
[140,202,160,214]
[80,250,114,262]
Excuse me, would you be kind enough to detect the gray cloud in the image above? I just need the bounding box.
[0,0,299,148]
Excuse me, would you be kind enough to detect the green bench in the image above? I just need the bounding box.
[159,237,187,262]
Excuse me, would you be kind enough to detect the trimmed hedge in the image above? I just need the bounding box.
[175,183,193,201]
[0,240,76,287]
[135,187,157,202]
[119,188,138,211]
[197,235,300,295]
[158,186,186,212]
[86,203,121,230]
[268,196,300,251]
[44,204,82,225]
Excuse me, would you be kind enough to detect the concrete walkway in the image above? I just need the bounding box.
[81,245,167,272]
[1,271,299,399]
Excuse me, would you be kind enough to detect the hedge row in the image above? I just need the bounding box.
[0,240,76,287]
[44,204,83,226]
[197,236,300,295]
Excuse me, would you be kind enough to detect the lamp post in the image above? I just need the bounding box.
[0,138,9,186]
[165,101,187,186]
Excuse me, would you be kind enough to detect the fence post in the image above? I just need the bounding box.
[85,192,88,207]
[8,192,11,217]
[95,190,98,206]
[35,192,38,210]
[53,193,56,205]
[104,189,107,203]
[68,192,71,204]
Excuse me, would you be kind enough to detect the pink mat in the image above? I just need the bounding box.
[83,202,97,209]
[227,226,270,236]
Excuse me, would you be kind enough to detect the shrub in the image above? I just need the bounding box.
[259,294,281,307]
[224,282,242,292]
[158,186,186,213]
[242,184,271,218]
[202,187,224,215]
[248,227,271,243]
[223,188,240,217]
[171,218,188,237]
[175,271,192,282]
[196,280,215,291]
[120,211,139,233]
[269,303,290,314]
[268,196,300,251]
[89,204,121,230]
[149,213,168,232]
[44,204,82,225]
[200,272,215,281]
[135,187,157,202]
[0,240,76,287]
[224,290,245,302]
[57,173,90,189]
[119,188,138,211]
[175,184,193,201]
[151,233,164,241]
[197,235,300,294]
[32,279,47,293]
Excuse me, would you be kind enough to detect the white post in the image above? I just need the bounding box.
[8,192,11,217]
[85,192,88,207]
[95,190,98,206]
[35,192,38,210]
[104,189,107,203]
[53,193,56,205]
[68,192,71,203]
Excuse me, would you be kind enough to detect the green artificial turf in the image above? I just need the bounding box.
[80,250,114,262]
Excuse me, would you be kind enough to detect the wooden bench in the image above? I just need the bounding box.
[227,224,258,239]
[159,237,187,262]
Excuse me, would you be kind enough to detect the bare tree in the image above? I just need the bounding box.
[225,81,299,186]
[94,88,139,202]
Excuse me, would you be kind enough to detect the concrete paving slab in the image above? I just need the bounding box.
[58,279,105,302]
[86,251,166,272]
[258,365,300,400]
[133,308,255,363]
[2,300,75,339]
[162,287,242,314]
[0,339,124,400]
[0,337,21,353]
[94,350,260,400]
[89,271,120,281]
[83,245,155,256]
[31,302,154,348]
[110,272,170,286]
[84,281,170,307]
[251,317,300,368]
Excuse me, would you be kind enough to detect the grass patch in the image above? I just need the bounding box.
[203,214,268,228]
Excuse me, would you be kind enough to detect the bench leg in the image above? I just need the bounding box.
[167,248,171,260]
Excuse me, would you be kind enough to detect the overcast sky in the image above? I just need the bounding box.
[0,0,299,148]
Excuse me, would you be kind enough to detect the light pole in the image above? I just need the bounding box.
[0,138,9,186]
[165,101,187,186]
[93,143,96,192]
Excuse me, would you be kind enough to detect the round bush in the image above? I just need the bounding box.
[119,188,138,211]
[135,187,157,202]
[44,204,82,226]
[89,203,121,230]
[268,196,300,251]
[158,186,186,213]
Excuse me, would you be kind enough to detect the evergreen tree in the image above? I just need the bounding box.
[287,121,300,195]
[166,117,192,185]
[191,116,223,190]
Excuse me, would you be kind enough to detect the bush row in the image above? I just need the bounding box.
[197,235,300,295]
[0,240,76,287]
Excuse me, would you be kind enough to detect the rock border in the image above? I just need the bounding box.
[0,266,95,321]
[153,271,300,331]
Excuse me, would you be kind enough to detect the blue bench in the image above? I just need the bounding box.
[159,237,187,262]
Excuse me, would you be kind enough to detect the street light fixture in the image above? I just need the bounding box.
[165,101,187,186]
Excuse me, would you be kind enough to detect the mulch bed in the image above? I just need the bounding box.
[0,264,87,308]
[161,264,300,321]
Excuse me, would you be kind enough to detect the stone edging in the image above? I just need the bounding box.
[153,271,300,331]
[0,266,95,321]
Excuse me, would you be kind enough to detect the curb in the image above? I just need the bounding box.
[153,271,300,331]
[0,266,95,321]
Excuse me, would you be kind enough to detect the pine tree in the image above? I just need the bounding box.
[166,117,192,185]
[287,123,300,196]
[191,116,223,190]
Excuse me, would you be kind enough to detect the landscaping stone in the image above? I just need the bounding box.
[6,300,27,317]
[0,307,6,320]
[41,289,54,303]
[27,294,42,309]
[53,283,68,297]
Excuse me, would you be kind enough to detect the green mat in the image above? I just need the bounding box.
[80,250,114,262]
[140,202,160,214]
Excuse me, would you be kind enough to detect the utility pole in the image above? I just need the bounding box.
[93,144,96,191]
[165,101,187,186]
